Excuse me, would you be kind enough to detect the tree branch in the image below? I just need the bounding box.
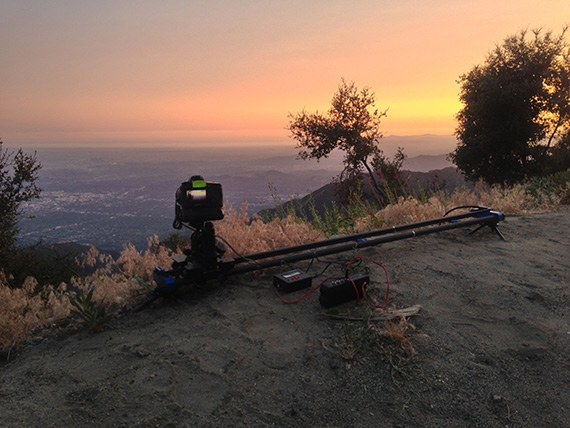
[361,159,387,202]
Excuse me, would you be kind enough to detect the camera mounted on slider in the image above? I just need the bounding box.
[173,175,224,229]
[171,175,225,271]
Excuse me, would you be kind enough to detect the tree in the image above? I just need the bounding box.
[450,28,570,185]
[549,129,570,173]
[0,140,42,278]
[287,79,403,204]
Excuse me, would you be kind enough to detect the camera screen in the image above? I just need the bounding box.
[187,189,206,200]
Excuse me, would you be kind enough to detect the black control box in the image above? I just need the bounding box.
[319,272,369,308]
[273,270,312,293]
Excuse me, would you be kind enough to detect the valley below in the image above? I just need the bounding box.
[17,143,455,251]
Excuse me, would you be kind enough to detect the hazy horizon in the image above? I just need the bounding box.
[3,133,458,158]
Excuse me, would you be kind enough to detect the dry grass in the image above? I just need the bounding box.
[381,316,422,357]
[323,310,425,384]
[1,182,567,353]
[353,181,566,233]
[0,209,325,353]
[0,274,71,352]
[216,203,325,255]
[324,304,425,362]
[0,238,171,352]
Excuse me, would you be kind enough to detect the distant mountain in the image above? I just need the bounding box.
[382,134,458,157]
[34,241,121,261]
[258,167,467,221]
[403,154,453,172]
[406,167,467,194]
[257,182,337,221]
[11,241,121,287]
[32,241,121,273]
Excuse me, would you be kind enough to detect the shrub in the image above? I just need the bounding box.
[70,288,107,332]
[525,170,570,204]
[0,142,42,283]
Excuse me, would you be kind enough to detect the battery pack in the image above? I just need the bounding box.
[273,270,312,293]
[319,272,369,308]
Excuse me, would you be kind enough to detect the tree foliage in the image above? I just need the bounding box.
[450,28,570,185]
[287,79,404,204]
[0,141,42,279]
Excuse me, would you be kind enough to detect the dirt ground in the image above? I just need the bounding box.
[1,210,569,428]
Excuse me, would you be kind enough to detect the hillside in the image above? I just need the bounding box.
[402,153,453,172]
[259,167,467,221]
[1,209,569,427]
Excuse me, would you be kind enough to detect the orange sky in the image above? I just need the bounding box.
[1,0,569,147]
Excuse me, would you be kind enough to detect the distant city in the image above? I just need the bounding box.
[16,136,456,251]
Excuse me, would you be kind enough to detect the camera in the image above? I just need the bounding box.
[168,175,226,274]
[174,175,224,228]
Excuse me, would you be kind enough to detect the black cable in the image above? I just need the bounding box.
[310,255,359,279]
[312,260,335,279]
[305,256,315,273]
[278,258,298,272]
[180,222,263,268]
[443,205,487,217]
[342,257,363,275]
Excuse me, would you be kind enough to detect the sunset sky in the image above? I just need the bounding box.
[1,0,569,147]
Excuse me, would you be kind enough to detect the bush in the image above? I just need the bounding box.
[70,289,107,332]
[525,170,570,204]
[0,141,42,284]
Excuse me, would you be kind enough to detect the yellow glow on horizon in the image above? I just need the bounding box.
[383,97,462,134]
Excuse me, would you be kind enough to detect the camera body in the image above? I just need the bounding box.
[174,175,224,227]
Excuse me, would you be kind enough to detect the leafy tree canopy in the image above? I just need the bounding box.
[0,141,42,279]
[450,27,570,185]
[287,79,404,204]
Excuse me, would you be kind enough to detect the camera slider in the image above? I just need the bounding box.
[137,176,506,311]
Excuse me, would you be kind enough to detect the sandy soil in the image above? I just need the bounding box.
[1,210,569,428]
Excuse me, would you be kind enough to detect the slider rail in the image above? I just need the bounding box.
[227,207,494,265]
[222,210,504,277]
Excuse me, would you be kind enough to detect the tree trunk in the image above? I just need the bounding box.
[361,159,388,204]
[540,115,564,174]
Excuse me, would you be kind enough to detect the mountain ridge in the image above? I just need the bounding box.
[258,166,466,221]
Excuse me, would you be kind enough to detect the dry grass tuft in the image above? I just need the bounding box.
[0,273,71,352]
[217,203,325,255]
[381,316,422,357]
[0,236,176,353]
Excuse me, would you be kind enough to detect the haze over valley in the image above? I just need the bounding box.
[16,135,456,251]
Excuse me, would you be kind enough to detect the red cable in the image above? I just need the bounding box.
[346,276,365,304]
[275,276,343,304]
[346,255,390,308]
